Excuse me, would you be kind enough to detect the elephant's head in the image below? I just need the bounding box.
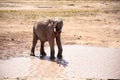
[48,17,63,35]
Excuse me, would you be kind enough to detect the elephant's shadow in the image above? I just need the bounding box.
[34,55,68,67]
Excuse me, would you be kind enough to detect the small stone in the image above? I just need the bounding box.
[79,36,82,38]
[74,34,76,36]
[116,41,119,42]
[11,38,14,41]
[78,36,82,40]
[68,4,75,6]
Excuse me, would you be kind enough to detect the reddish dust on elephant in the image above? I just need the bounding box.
[30,18,63,60]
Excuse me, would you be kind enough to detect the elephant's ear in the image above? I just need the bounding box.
[48,19,57,31]
[48,19,54,25]
[47,22,57,33]
[48,21,54,27]
[48,18,63,32]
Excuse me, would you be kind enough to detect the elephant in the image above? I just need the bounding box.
[30,17,63,60]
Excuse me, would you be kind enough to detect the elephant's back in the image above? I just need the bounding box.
[34,20,48,41]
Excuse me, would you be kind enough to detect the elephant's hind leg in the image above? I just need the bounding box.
[40,41,46,58]
[30,31,38,56]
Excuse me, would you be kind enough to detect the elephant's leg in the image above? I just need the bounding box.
[30,34,38,56]
[56,35,63,59]
[40,41,46,58]
[48,38,55,60]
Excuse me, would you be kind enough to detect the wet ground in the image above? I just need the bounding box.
[0,45,120,79]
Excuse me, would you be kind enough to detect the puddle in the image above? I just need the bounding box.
[0,45,120,79]
[0,57,65,78]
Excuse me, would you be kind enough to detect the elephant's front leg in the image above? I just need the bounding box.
[56,35,63,59]
[48,38,55,60]
[40,41,46,58]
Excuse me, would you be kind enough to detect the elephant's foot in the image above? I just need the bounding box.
[30,53,35,56]
[57,54,63,59]
[40,53,46,59]
[50,56,55,60]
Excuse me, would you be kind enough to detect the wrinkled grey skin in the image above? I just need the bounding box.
[30,18,63,60]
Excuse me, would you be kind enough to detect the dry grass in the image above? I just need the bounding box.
[0,8,119,21]
[0,0,120,7]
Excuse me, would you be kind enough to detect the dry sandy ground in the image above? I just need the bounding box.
[0,0,120,59]
[0,0,120,79]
